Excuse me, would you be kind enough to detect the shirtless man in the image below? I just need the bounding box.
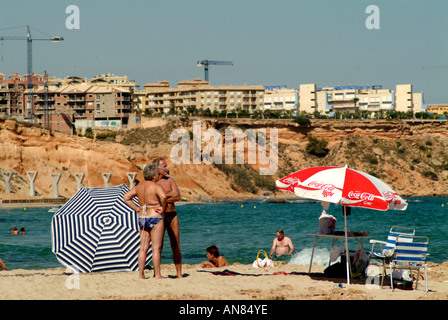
[124,163,167,279]
[269,229,295,258]
[153,157,183,278]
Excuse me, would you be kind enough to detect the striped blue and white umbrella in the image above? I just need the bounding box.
[51,184,151,273]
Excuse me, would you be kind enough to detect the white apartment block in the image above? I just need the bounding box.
[299,83,425,116]
[263,85,298,113]
[395,84,423,113]
[298,84,317,114]
[357,88,394,112]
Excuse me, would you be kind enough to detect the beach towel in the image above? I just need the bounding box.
[197,269,302,277]
[198,269,264,276]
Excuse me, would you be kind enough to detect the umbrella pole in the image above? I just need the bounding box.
[344,206,351,285]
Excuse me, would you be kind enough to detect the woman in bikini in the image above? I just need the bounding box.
[124,163,167,279]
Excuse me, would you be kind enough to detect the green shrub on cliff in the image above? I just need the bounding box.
[305,134,329,157]
[214,163,276,193]
[294,115,311,126]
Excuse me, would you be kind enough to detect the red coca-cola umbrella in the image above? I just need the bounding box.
[276,165,407,284]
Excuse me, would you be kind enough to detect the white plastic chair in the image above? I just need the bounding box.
[369,226,415,288]
[389,235,429,292]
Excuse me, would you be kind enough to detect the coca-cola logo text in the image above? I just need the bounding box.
[383,191,402,206]
[347,191,374,201]
[308,181,337,198]
[284,177,300,185]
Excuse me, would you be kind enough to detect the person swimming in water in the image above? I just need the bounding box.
[269,229,295,259]
[124,163,167,279]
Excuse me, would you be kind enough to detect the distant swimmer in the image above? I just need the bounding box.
[10,226,20,235]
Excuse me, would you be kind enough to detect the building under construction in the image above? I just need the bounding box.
[0,72,139,134]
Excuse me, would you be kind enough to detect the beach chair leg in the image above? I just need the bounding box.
[389,264,394,291]
[415,268,420,290]
[328,239,336,267]
[380,260,386,288]
[308,236,317,275]
[424,265,428,293]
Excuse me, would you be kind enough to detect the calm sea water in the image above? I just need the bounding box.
[1,198,447,270]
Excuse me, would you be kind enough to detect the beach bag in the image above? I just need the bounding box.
[252,250,273,268]
[319,210,336,234]
[324,261,347,278]
[352,247,369,279]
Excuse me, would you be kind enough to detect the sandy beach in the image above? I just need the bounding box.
[1,261,448,301]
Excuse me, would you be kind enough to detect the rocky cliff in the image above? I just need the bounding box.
[1,117,448,202]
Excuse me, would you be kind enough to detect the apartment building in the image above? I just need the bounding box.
[144,79,265,115]
[53,73,136,89]
[299,83,425,116]
[298,84,328,114]
[263,85,298,114]
[357,88,394,112]
[0,72,45,117]
[0,73,136,134]
[395,84,424,113]
[298,84,317,114]
[427,104,448,117]
[90,74,136,89]
[0,80,13,115]
[89,86,134,128]
[32,85,134,134]
[133,89,146,111]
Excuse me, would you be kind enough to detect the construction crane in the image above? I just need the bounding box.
[0,25,64,119]
[197,60,233,82]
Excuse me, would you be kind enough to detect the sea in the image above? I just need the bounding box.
[1,197,447,271]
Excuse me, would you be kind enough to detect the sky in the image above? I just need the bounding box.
[0,0,447,104]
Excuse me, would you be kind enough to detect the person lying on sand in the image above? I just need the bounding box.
[201,245,230,268]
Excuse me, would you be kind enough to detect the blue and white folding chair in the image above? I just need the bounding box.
[369,226,415,288]
[389,235,429,292]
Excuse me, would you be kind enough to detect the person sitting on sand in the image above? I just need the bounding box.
[20,228,27,235]
[269,229,295,258]
[0,257,7,271]
[10,226,20,235]
[201,245,230,268]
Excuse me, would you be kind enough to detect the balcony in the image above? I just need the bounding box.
[35,105,56,111]
[68,99,85,103]
[34,97,55,102]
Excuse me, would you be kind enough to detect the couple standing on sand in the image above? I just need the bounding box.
[123,158,182,279]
